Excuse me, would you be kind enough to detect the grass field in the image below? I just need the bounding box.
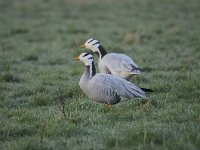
[0,0,200,149]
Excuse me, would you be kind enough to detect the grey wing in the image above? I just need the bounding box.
[98,60,112,74]
[120,61,140,75]
[119,54,140,71]
[94,74,146,101]
[119,81,147,100]
[88,75,121,104]
[104,54,140,74]
[102,65,112,74]
[97,84,121,105]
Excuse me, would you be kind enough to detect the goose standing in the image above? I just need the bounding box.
[80,38,142,80]
[74,52,148,108]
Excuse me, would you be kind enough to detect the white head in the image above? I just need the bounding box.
[80,38,100,53]
[74,52,94,66]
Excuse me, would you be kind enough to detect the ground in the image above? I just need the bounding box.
[0,0,200,149]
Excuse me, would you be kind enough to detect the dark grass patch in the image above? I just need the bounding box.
[24,141,57,150]
[31,94,52,107]
[142,66,154,72]
[120,131,163,147]
[10,28,30,35]
[0,126,37,142]
[26,36,54,43]
[50,122,86,137]
[67,27,88,34]
[23,54,38,62]
[151,82,172,93]
[12,88,35,98]
[48,59,65,65]
[0,73,21,83]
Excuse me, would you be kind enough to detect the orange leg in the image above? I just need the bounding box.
[108,104,112,110]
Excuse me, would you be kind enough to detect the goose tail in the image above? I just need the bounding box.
[140,88,154,92]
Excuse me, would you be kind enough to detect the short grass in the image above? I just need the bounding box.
[0,0,200,149]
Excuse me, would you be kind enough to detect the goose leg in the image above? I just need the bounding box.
[107,104,112,110]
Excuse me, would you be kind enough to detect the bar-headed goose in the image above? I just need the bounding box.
[80,38,142,80]
[74,52,148,108]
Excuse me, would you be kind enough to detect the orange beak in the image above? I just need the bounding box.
[73,56,80,60]
[80,44,86,48]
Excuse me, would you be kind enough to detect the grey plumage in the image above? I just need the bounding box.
[74,53,147,106]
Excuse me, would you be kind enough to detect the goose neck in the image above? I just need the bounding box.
[85,61,96,79]
[96,45,107,59]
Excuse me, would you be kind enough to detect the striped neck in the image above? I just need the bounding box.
[85,61,96,79]
[97,45,107,59]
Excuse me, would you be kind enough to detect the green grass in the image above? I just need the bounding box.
[0,0,200,149]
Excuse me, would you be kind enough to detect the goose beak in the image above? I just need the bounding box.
[73,56,80,60]
[80,44,86,48]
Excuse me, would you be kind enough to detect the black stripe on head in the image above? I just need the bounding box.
[92,41,100,45]
[82,53,91,57]
[88,57,93,60]
[88,39,94,43]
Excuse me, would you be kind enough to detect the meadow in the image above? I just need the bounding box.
[0,0,200,149]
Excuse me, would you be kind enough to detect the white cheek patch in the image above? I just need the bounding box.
[89,65,93,78]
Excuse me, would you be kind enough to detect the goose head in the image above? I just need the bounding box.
[80,38,100,53]
[74,53,94,66]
